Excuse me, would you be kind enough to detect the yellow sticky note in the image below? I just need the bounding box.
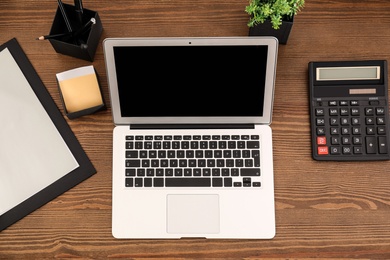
[56,65,103,113]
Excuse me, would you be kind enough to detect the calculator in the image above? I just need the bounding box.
[308,60,390,161]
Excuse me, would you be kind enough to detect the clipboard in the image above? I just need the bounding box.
[0,38,96,231]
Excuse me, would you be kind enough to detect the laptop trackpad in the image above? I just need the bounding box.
[167,194,220,234]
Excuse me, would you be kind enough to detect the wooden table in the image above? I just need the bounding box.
[1,0,390,258]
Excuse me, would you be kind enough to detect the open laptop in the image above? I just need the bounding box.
[103,36,278,239]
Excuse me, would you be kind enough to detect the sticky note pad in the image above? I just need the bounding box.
[56,65,105,119]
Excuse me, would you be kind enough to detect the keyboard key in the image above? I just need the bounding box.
[184,168,192,176]
[126,159,140,167]
[125,178,133,187]
[144,178,152,187]
[165,169,173,176]
[243,177,251,183]
[241,168,260,176]
[222,168,230,176]
[126,169,136,176]
[231,168,239,176]
[126,151,138,158]
[135,178,143,187]
[252,150,260,167]
[212,178,223,187]
[224,177,233,187]
[247,141,260,148]
[154,178,164,187]
[137,169,145,176]
[165,178,211,187]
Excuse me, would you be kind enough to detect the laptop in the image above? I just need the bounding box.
[103,36,278,239]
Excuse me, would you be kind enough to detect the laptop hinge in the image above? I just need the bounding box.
[130,124,255,130]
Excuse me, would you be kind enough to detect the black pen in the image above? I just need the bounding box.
[57,0,73,33]
[35,32,72,40]
[73,17,96,39]
[74,0,84,25]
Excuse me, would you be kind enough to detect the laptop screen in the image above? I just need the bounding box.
[104,37,278,125]
[113,45,268,117]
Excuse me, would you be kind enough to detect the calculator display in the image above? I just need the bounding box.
[317,66,380,81]
[309,60,390,161]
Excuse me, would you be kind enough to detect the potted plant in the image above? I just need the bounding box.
[245,0,305,44]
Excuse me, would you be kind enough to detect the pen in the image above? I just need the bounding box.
[74,0,84,25]
[73,17,96,39]
[57,0,73,33]
[35,32,72,40]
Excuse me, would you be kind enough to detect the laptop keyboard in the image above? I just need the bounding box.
[124,134,262,188]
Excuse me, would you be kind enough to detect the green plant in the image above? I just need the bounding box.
[245,0,305,29]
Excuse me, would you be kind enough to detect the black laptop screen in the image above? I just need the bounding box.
[113,45,268,117]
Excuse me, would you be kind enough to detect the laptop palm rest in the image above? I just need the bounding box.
[167,194,220,234]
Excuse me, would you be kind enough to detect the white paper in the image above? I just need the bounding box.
[0,48,79,216]
[56,65,95,81]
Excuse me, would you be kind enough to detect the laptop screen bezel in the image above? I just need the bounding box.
[103,37,278,126]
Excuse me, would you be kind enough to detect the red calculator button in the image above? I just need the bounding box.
[317,136,327,145]
[318,146,329,155]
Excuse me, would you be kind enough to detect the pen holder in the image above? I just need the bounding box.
[49,3,103,61]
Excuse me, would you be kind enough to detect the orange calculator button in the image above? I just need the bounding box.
[318,146,329,155]
[317,136,326,145]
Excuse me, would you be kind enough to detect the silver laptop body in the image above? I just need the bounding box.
[103,36,278,239]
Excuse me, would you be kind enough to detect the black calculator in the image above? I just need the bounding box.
[309,60,390,161]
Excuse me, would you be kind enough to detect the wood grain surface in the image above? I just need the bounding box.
[1,0,390,258]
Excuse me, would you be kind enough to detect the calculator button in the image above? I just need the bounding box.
[366,137,377,154]
[343,147,352,154]
[317,127,325,135]
[331,137,340,145]
[376,108,385,115]
[329,101,337,106]
[350,100,359,106]
[366,127,375,135]
[377,117,385,125]
[331,128,339,135]
[340,101,348,106]
[330,118,338,125]
[379,137,388,154]
[353,136,363,145]
[341,127,350,135]
[351,118,360,125]
[340,108,349,115]
[352,127,361,135]
[316,118,325,125]
[378,126,386,134]
[317,136,327,145]
[342,136,351,145]
[354,147,363,154]
[329,118,339,126]
[315,108,325,116]
[365,108,374,115]
[340,118,349,125]
[329,108,338,116]
[366,118,374,125]
[351,108,360,116]
[330,147,341,154]
[318,146,329,155]
[369,100,379,106]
